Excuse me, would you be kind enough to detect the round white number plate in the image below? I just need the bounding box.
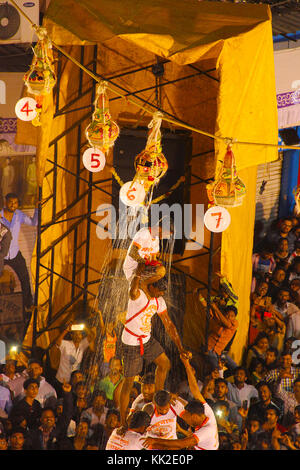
[120,181,146,207]
[204,206,231,233]
[15,97,37,121]
[82,148,106,172]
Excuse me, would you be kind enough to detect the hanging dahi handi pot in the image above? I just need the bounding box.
[134,111,168,197]
[212,144,246,208]
[119,112,168,211]
[23,27,56,127]
[85,81,119,153]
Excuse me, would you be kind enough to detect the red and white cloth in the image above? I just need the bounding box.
[123,228,160,281]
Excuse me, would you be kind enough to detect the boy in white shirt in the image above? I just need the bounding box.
[142,356,219,450]
[145,390,185,440]
[123,221,174,285]
[106,410,150,450]
[119,267,191,426]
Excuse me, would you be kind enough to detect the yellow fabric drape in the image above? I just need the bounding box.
[214,19,278,170]
[15,93,54,188]
[214,19,277,363]
[220,166,257,364]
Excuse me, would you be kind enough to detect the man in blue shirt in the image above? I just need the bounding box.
[0,193,38,319]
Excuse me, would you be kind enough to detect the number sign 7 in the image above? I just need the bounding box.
[204,206,231,233]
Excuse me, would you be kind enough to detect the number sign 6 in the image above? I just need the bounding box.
[120,181,145,207]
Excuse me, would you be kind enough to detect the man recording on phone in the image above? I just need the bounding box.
[51,321,97,397]
[226,367,259,409]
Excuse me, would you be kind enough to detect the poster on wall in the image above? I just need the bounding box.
[274,46,300,129]
[0,118,37,209]
[0,118,37,353]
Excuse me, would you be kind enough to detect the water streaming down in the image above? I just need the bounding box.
[82,210,186,394]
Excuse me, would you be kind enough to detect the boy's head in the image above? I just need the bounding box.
[23,378,39,399]
[293,378,300,395]
[290,279,300,292]
[265,347,278,365]
[224,305,238,321]
[294,404,300,423]
[74,381,88,399]
[109,357,123,374]
[254,333,269,352]
[153,390,171,415]
[214,378,228,400]
[141,373,155,402]
[290,256,300,274]
[264,405,280,425]
[40,408,56,431]
[181,400,206,428]
[248,416,261,435]
[70,329,84,344]
[0,433,7,450]
[105,409,120,430]
[27,358,43,379]
[233,367,247,385]
[256,382,272,403]
[280,218,293,234]
[70,370,84,386]
[92,391,107,410]
[277,238,289,251]
[5,193,20,213]
[128,411,151,434]
[280,351,293,369]
[75,419,89,438]
[272,268,286,284]
[213,400,230,421]
[256,281,269,297]
[9,427,26,450]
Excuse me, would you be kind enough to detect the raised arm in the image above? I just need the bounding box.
[54,322,72,347]
[180,355,205,403]
[210,302,233,328]
[128,243,146,264]
[129,263,145,300]
[142,434,197,450]
[94,308,106,336]
[158,310,191,359]
[20,208,38,227]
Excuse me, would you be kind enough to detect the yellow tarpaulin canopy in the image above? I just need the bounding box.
[17,0,278,364]
[44,0,270,60]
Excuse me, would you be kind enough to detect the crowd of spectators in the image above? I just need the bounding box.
[0,216,300,451]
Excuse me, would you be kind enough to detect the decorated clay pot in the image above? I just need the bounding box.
[134,144,168,193]
[213,146,246,207]
[86,109,119,151]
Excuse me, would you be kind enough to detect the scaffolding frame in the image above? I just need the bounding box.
[30,45,220,355]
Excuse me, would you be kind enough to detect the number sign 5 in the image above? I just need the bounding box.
[82,148,106,172]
